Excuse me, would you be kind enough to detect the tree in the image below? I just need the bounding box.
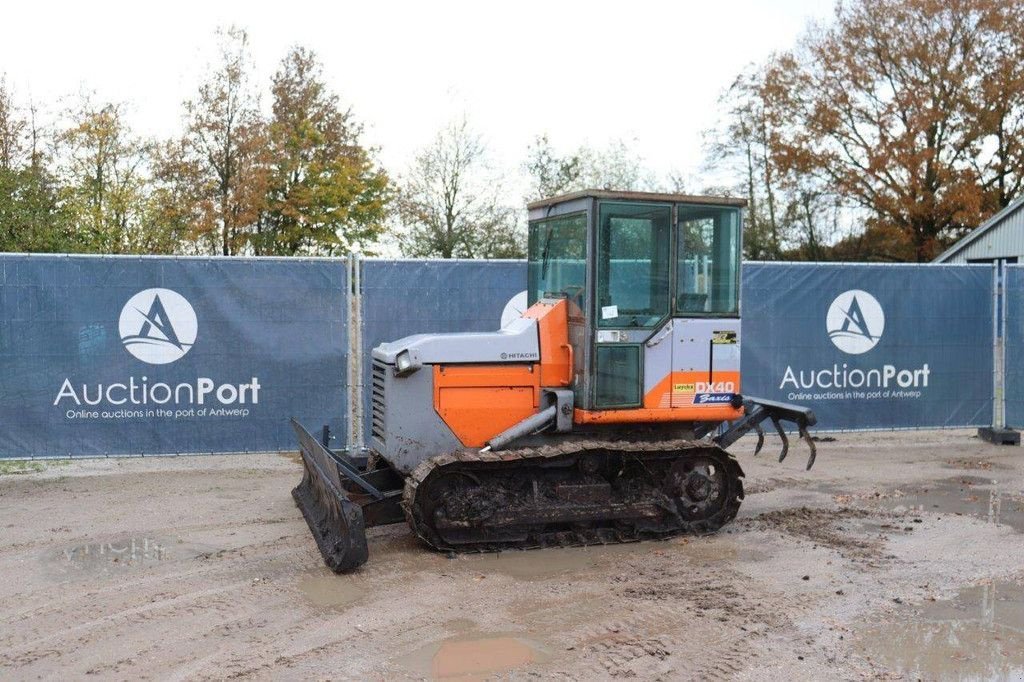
[524,135,656,200]
[761,0,1024,261]
[398,119,523,259]
[142,139,202,254]
[525,134,582,198]
[707,68,783,259]
[706,63,849,261]
[0,77,74,252]
[258,47,389,255]
[0,76,25,172]
[58,97,151,252]
[163,26,268,255]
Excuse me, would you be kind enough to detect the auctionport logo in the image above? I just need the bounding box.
[780,286,928,400]
[119,288,197,364]
[826,289,884,355]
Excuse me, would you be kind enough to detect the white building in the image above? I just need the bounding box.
[934,196,1024,264]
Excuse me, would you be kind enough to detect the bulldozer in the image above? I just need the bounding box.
[291,190,818,572]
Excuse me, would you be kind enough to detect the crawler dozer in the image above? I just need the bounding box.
[292,190,817,571]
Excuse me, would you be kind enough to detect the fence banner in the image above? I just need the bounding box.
[741,263,993,430]
[0,255,998,458]
[1005,266,1024,428]
[0,255,347,457]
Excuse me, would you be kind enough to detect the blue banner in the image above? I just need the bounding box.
[0,256,998,458]
[0,255,347,457]
[741,263,993,429]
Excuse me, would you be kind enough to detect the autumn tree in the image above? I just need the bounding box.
[398,119,523,259]
[58,97,152,252]
[760,0,1024,261]
[257,47,389,255]
[708,65,841,260]
[144,138,205,254]
[161,26,267,255]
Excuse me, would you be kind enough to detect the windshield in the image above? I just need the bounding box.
[527,212,586,306]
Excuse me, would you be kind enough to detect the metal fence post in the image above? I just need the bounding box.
[345,252,365,454]
[353,252,365,453]
[980,260,1018,444]
[344,254,353,451]
[999,260,1007,430]
[995,262,1004,429]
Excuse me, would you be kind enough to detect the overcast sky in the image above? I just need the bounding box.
[2,0,834,192]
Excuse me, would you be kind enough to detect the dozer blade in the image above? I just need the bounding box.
[290,419,369,572]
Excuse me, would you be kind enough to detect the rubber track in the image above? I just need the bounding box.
[402,438,744,554]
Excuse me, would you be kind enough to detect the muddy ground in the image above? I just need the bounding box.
[1,430,1023,680]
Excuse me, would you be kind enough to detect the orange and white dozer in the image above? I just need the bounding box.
[292,190,817,572]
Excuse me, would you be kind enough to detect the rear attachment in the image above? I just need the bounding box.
[291,419,404,572]
[711,396,819,470]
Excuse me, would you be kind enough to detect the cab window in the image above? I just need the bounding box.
[676,205,740,315]
[527,213,586,306]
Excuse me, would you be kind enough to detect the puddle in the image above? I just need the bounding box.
[53,535,212,575]
[857,580,1024,681]
[398,631,546,680]
[675,536,769,563]
[425,537,764,581]
[296,571,366,610]
[863,476,1024,533]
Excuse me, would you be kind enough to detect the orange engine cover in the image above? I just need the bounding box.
[433,364,541,447]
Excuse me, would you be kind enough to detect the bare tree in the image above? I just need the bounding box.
[398,119,522,258]
[524,135,656,200]
[0,76,26,171]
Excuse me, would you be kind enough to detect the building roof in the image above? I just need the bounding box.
[526,189,748,210]
[934,194,1024,262]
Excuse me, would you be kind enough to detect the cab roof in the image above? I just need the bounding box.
[526,189,747,211]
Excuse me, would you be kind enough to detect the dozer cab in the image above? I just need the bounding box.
[292,190,817,572]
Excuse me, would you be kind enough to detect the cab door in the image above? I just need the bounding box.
[591,202,672,408]
[670,204,743,407]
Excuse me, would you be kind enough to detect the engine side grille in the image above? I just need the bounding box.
[371,360,387,444]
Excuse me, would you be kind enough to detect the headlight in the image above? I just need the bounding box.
[396,350,413,373]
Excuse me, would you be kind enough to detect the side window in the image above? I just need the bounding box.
[596,203,671,328]
[676,206,740,315]
[527,213,587,306]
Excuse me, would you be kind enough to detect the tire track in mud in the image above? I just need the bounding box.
[537,555,792,680]
[0,525,326,677]
[0,530,311,626]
